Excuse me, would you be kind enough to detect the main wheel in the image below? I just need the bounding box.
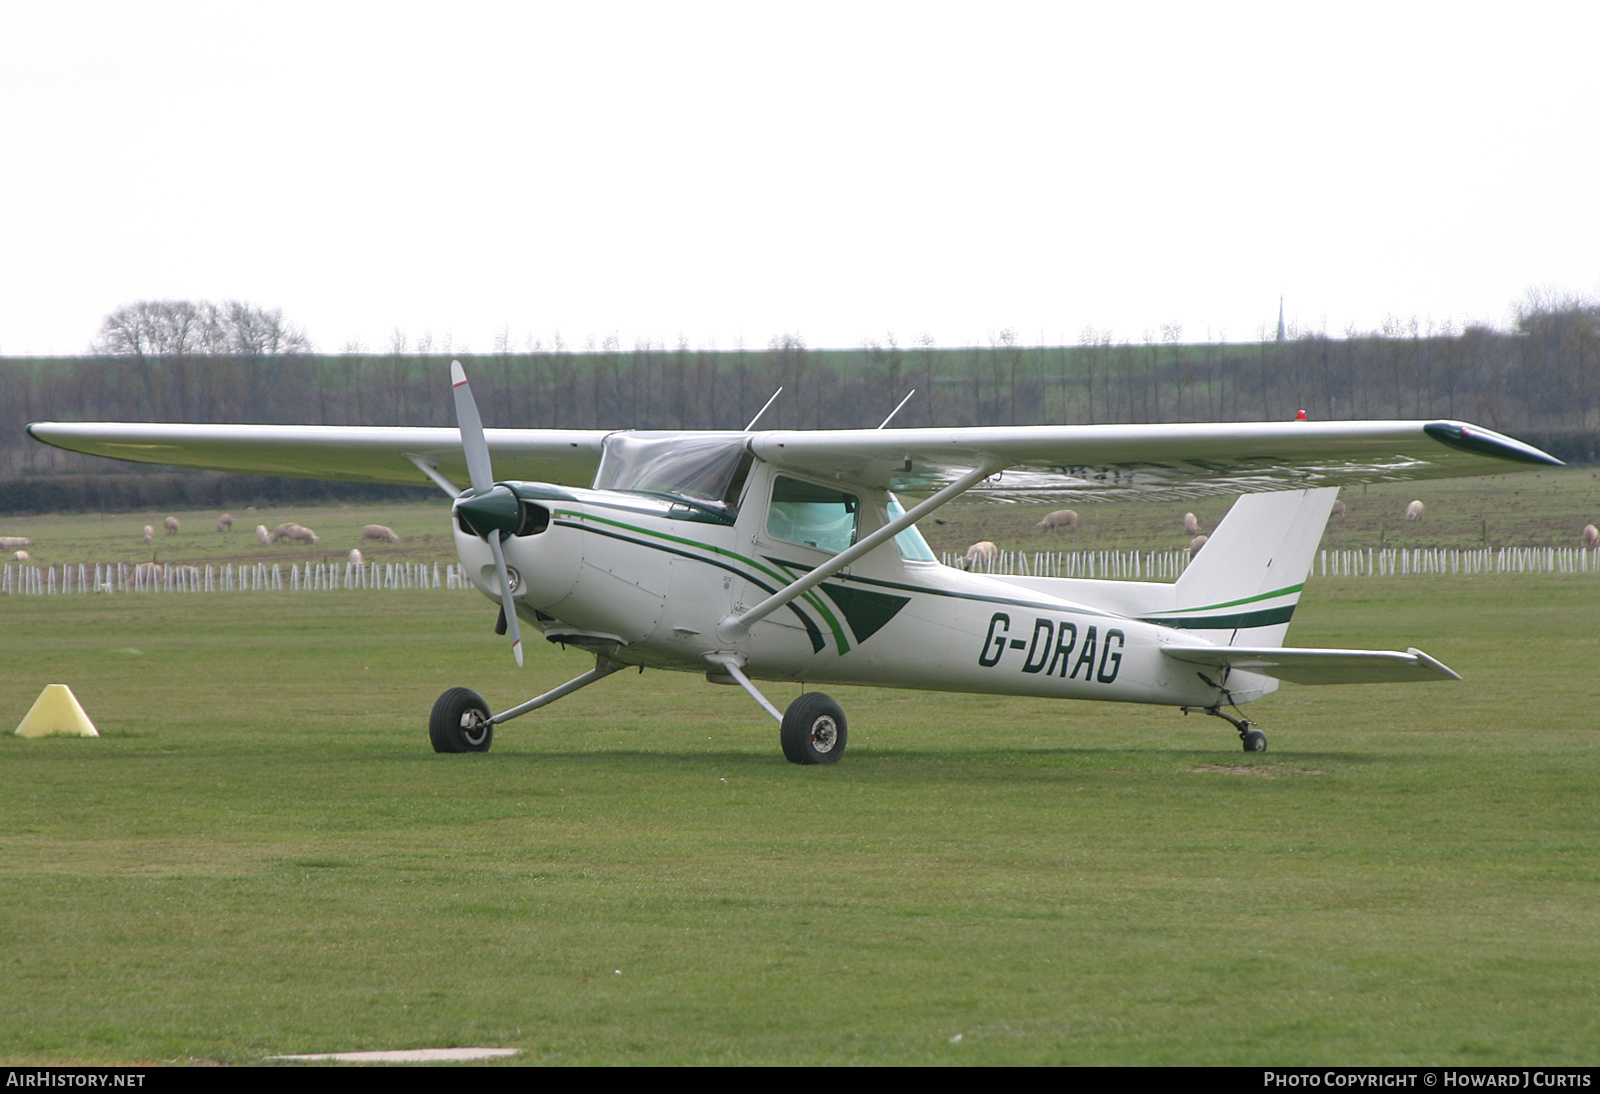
[1242,728,1267,753]
[781,692,847,765]
[430,687,493,753]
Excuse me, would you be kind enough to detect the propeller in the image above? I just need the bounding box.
[450,360,524,667]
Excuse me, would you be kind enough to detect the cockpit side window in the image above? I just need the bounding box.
[767,476,859,554]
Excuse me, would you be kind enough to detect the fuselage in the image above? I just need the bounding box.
[453,460,1232,710]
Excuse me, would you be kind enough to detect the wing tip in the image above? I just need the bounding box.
[1424,421,1563,466]
[1406,647,1462,680]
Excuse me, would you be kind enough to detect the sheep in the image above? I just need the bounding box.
[0,536,30,550]
[12,550,29,561]
[1035,509,1078,533]
[217,513,233,533]
[1331,500,1347,517]
[348,548,364,567]
[1189,534,1208,557]
[1183,512,1201,535]
[164,516,180,535]
[255,524,272,545]
[961,540,999,571]
[361,524,401,543]
[1405,500,1425,521]
[268,522,299,543]
[142,525,154,544]
[1584,524,1599,549]
[135,562,163,581]
[283,525,319,546]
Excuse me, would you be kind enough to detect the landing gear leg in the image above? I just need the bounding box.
[707,654,849,765]
[430,655,626,753]
[1181,704,1266,753]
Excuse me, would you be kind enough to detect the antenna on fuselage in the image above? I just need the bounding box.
[744,387,784,431]
[877,389,917,429]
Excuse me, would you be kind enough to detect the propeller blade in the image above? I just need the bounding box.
[450,360,523,668]
[450,360,495,495]
[488,534,524,668]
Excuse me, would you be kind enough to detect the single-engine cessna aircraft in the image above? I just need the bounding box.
[29,362,1560,761]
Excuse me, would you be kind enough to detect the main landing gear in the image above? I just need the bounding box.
[1181,703,1268,753]
[429,653,849,765]
[709,655,847,765]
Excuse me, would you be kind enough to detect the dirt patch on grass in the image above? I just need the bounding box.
[1191,764,1327,777]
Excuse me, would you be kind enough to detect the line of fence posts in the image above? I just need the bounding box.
[4,548,1598,596]
[938,547,1599,578]
[0,561,473,595]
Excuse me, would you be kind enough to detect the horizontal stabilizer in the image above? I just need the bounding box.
[1161,645,1460,685]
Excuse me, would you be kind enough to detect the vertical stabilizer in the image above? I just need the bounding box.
[1149,487,1337,647]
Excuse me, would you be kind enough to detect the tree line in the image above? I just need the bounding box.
[2,298,1596,509]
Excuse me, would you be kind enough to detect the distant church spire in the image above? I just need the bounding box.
[1276,296,1287,342]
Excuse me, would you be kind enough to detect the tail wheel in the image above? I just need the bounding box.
[1242,728,1267,753]
[780,692,847,765]
[430,687,493,753]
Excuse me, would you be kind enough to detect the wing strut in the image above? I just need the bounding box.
[405,454,462,498]
[716,460,1002,642]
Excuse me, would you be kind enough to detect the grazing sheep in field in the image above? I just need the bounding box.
[267,522,299,543]
[361,524,401,543]
[1036,509,1078,532]
[217,513,233,533]
[12,550,29,561]
[1183,512,1201,535]
[1405,500,1425,521]
[142,525,154,544]
[283,525,319,546]
[134,562,162,581]
[0,536,30,549]
[961,540,999,571]
[1189,534,1208,557]
[255,524,271,545]
[1332,500,1346,517]
[1036,510,1078,533]
[1584,524,1599,549]
[164,516,180,535]
[348,548,363,567]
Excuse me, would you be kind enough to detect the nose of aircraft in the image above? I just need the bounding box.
[455,484,521,539]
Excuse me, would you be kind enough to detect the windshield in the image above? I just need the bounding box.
[594,432,753,511]
[887,495,938,561]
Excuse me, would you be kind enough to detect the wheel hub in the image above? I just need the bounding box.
[461,711,490,748]
[811,716,838,753]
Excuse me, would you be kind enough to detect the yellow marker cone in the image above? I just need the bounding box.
[14,685,99,738]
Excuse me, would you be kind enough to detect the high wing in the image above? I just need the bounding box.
[1160,645,1462,685]
[752,419,1560,501]
[27,417,1558,500]
[25,422,610,492]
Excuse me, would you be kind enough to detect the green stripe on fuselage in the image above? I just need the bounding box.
[554,510,851,654]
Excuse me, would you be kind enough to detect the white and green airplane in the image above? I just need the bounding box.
[29,362,1560,763]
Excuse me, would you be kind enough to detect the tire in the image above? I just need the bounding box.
[430,687,493,753]
[780,692,847,765]
[1242,729,1267,753]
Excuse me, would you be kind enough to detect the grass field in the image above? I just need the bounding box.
[3,466,1598,570]
[2,560,1598,1064]
[934,467,1600,557]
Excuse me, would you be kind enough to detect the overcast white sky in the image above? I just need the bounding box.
[2,1,1596,356]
